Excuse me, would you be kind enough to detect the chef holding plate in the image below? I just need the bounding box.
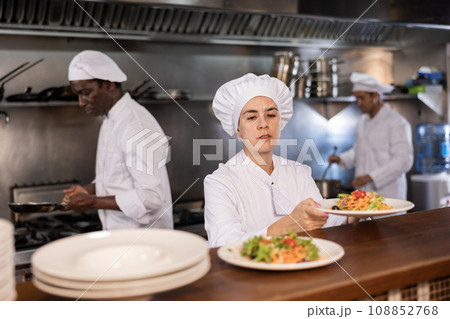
[204,73,348,248]
[328,72,414,217]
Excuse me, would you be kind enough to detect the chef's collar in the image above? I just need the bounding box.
[105,92,131,120]
[365,102,391,122]
[236,149,279,180]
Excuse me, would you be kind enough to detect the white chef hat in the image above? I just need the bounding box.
[212,73,293,136]
[68,50,127,82]
[350,72,393,94]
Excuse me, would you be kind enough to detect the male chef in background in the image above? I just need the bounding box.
[328,72,413,214]
[61,50,173,230]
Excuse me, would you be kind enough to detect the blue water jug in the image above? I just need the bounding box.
[416,123,450,173]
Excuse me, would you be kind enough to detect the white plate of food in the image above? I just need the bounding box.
[218,235,344,271]
[317,197,414,218]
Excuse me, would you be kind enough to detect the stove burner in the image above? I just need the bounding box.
[14,229,49,250]
[14,212,102,251]
[172,207,204,227]
[27,218,65,230]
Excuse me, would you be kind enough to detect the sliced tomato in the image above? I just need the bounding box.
[352,190,366,199]
[260,238,271,245]
[283,238,297,249]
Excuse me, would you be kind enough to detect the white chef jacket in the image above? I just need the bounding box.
[339,103,413,203]
[95,93,173,230]
[204,150,347,248]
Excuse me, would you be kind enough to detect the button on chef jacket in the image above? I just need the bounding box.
[95,93,173,230]
[338,103,413,203]
[204,150,347,248]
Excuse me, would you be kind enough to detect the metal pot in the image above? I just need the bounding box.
[315,179,341,199]
[271,51,299,87]
[305,57,341,75]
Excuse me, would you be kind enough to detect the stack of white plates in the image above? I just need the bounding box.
[31,229,209,300]
[0,219,16,301]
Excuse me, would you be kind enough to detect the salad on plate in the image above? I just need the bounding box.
[331,190,393,211]
[240,232,320,264]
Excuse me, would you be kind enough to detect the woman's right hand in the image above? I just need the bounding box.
[267,198,328,236]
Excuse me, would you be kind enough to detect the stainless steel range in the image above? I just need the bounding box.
[11,182,206,282]
[11,182,102,281]
[14,211,102,262]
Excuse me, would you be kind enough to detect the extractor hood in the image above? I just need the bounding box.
[0,0,448,49]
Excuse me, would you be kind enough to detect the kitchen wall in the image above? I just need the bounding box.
[0,34,272,221]
[0,34,446,221]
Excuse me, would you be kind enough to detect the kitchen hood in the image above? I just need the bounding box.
[0,0,448,49]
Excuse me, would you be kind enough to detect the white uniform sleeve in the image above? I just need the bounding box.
[338,147,356,170]
[115,129,170,224]
[323,214,347,227]
[370,119,413,189]
[204,174,268,248]
[300,167,347,228]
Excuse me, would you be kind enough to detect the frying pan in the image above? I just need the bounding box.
[9,202,67,214]
[6,85,77,102]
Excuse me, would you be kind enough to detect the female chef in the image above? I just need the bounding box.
[204,73,347,247]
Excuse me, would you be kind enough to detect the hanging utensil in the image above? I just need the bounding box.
[0,62,30,83]
[0,58,44,101]
[130,79,154,99]
[321,146,338,180]
[0,110,9,124]
[0,62,30,101]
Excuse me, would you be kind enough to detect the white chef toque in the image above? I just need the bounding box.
[68,50,127,82]
[212,73,293,136]
[350,72,393,94]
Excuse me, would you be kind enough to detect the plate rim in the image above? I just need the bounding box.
[32,258,211,299]
[32,258,211,293]
[316,198,415,217]
[32,228,209,281]
[217,237,345,271]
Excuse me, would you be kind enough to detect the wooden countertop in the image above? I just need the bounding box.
[16,208,450,301]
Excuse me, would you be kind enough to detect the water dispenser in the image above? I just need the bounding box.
[412,123,450,210]
[416,123,450,173]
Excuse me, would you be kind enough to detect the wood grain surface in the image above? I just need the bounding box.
[16,208,450,301]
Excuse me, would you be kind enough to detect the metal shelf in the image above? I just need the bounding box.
[0,94,441,117]
[295,96,355,103]
[295,94,420,103]
[295,93,444,117]
[0,99,211,108]
[0,101,79,108]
